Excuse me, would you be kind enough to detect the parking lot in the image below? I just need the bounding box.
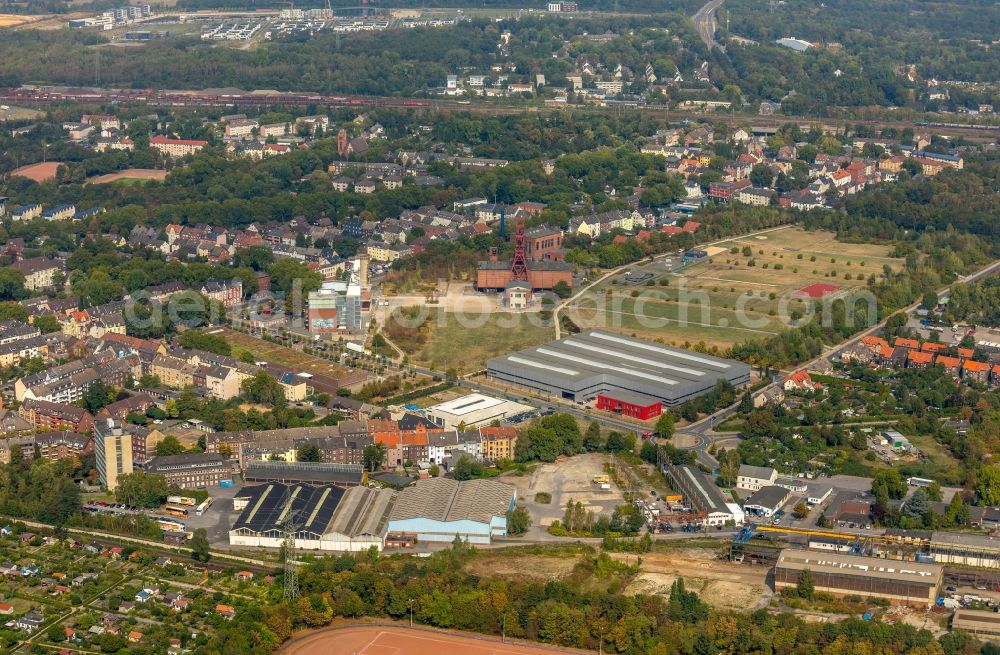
[183,484,245,547]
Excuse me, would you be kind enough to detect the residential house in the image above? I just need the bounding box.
[784,370,821,392]
[150,135,207,157]
[9,257,66,291]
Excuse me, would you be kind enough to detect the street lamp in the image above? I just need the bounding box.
[501,611,507,643]
[408,598,414,628]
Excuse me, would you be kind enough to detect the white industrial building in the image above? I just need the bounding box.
[424,393,534,430]
[229,483,396,552]
[387,478,516,544]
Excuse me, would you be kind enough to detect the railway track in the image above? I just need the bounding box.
[2,85,998,141]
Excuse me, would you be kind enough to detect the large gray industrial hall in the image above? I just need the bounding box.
[486,330,750,406]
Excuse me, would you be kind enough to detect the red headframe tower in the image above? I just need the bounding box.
[510,221,529,281]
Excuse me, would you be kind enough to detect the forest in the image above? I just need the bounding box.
[196,539,996,655]
[716,0,1000,111]
[1,5,997,114]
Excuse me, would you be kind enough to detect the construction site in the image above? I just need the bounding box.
[645,453,1000,605]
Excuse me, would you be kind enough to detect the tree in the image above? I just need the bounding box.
[716,448,740,487]
[47,624,66,643]
[551,280,572,298]
[749,163,774,188]
[655,411,675,439]
[179,330,232,357]
[583,421,603,451]
[297,444,321,462]
[241,371,287,406]
[190,528,210,562]
[976,465,1000,506]
[115,471,170,507]
[738,391,753,414]
[792,502,809,519]
[506,505,531,535]
[796,568,815,599]
[155,436,184,456]
[362,443,386,471]
[605,431,635,453]
[32,314,61,334]
[453,454,485,480]
[872,468,907,500]
[83,380,112,413]
[945,492,971,526]
[639,439,658,464]
[922,290,939,310]
[0,269,26,301]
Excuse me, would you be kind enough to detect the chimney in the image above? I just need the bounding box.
[358,248,369,288]
[488,247,498,262]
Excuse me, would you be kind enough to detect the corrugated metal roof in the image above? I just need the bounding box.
[389,478,514,525]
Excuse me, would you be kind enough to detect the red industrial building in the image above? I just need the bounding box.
[524,226,565,261]
[476,222,573,291]
[596,391,663,420]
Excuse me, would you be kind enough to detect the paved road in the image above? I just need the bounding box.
[692,0,725,50]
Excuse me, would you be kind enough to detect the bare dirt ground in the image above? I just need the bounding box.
[465,552,582,582]
[502,453,623,528]
[11,162,61,183]
[617,548,773,611]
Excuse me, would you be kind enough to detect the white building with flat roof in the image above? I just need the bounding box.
[424,393,534,430]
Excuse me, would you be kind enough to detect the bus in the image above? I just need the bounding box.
[164,505,189,517]
[195,498,213,516]
[167,495,196,506]
[156,518,185,532]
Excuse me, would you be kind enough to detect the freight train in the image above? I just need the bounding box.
[0,86,431,110]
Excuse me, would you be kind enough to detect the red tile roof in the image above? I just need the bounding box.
[894,337,920,349]
[935,355,960,369]
[151,135,207,147]
[907,351,933,365]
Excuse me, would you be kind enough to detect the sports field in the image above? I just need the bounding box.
[565,228,902,351]
[88,168,167,185]
[0,14,34,26]
[280,626,585,655]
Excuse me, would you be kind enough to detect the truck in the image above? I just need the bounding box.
[592,475,610,485]
[599,483,611,490]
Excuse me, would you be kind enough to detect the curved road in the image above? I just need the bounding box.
[673,256,1000,467]
[693,0,725,50]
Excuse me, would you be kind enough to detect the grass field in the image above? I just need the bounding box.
[0,105,43,121]
[88,168,167,185]
[209,327,353,379]
[403,311,553,374]
[565,228,903,351]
